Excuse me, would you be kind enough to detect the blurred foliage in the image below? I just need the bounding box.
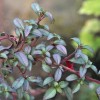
[79,0,100,57]
[77,83,99,100]
[79,0,100,16]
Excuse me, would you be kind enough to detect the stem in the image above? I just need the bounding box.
[37,14,45,24]
[16,65,26,78]
[61,64,100,84]
[61,50,77,63]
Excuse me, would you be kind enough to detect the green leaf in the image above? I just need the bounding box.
[69,57,85,64]
[56,45,67,55]
[28,76,43,84]
[42,63,52,73]
[23,80,29,91]
[24,45,31,54]
[45,12,54,22]
[47,33,54,40]
[56,87,62,93]
[46,45,54,51]
[81,54,88,63]
[13,18,24,29]
[17,87,23,99]
[39,29,50,37]
[0,53,7,58]
[24,26,32,37]
[79,67,87,78]
[27,60,32,71]
[64,87,73,100]
[59,81,68,88]
[32,29,42,37]
[91,65,98,74]
[71,37,81,45]
[0,45,12,51]
[31,3,42,15]
[54,68,62,81]
[45,57,52,65]
[83,45,94,53]
[72,84,80,93]
[15,28,23,37]
[53,54,61,65]
[43,88,56,100]
[43,77,54,86]
[15,51,28,67]
[66,74,78,81]
[12,77,25,89]
[54,39,66,46]
[79,0,100,16]
[33,50,42,55]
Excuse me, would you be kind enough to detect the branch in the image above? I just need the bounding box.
[61,65,100,84]
[61,49,77,63]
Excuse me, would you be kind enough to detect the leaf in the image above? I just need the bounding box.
[79,0,100,16]
[24,45,31,54]
[31,3,42,15]
[15,51,28,67]
[64,87,73,100]
[98,70,100,74]
[33,50,42,55]
[46,45,54,51]
[15,28,23,37]
[59,81,68,88]
[0,45,12,51]
[81,54,88,63]
[39,29,50,36]
[75,49,82,58]
[13,18,24,29]
[69,57,85,65]
[42,63,51,73]
[24,19,37,25]
[53,54,61,65]
[47,33,54,40]
[43,77,54,86]
[24,26,32,37]
[79,67,87,78]
[28,55,34,61]
[32,29,42,37]
[12,77,25,89]
[23,80,29,91]
[28,76,43,84]
[43,88,56,100]
[72,84,80,93]
[83,45,94,53]
[27,60,32,71]
[66,74,78,81]
[56,45,67,55]
[91,65,98,74]
[54,68,62,81]
[0,53,7,59]
[45,52,51,57]
[45,57,52,65]
[36,44,45,50]
[44,25,49,31]
[71,37,81,45]
[54,39,66,46]
[45,12,54,22]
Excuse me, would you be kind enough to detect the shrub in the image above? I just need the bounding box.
[0,3,100,100]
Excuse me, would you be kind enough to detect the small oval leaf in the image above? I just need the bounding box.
[15,51,28,67]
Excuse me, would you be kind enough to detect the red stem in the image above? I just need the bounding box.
[61,65,100,84]
[61,50,77,63]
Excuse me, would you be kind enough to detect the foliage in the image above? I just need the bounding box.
[0,3,100,100]
[79,0,100,56]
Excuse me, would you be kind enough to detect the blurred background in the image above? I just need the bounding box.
[0,0,100,100]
